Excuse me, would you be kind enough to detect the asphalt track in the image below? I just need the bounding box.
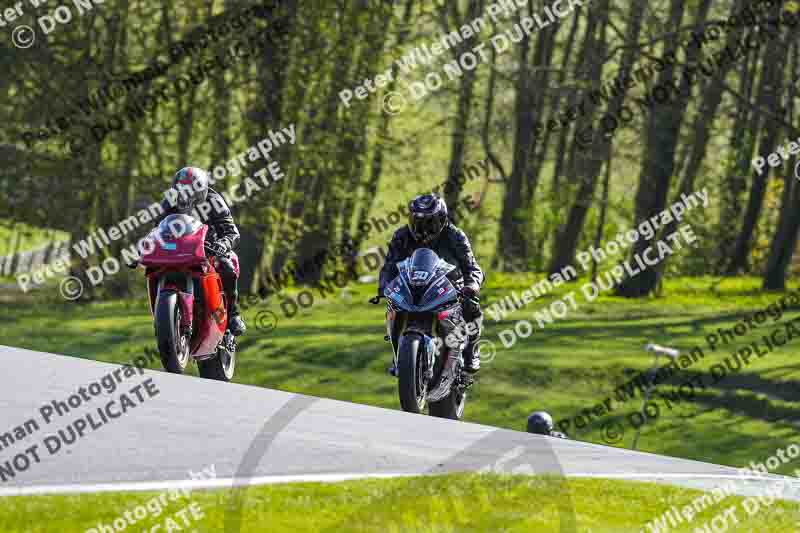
[1,344,799,502]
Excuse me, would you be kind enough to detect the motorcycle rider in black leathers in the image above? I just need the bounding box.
[378,193,484,375]
[150,167,246,337]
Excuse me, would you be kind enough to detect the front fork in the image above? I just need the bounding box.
[385,310,401,376]
[154,274,195,338]
[385,308,462,380]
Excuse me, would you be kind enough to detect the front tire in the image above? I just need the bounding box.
[155,291,190,374]
[397,334,427,413]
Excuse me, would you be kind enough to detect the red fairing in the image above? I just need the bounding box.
[193,273,227,356]
[140,225,208,267]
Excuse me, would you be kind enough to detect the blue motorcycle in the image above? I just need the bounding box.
[371,248,469,419]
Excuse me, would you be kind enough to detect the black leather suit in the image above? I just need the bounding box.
[379,222,484,366]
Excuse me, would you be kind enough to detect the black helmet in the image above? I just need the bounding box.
[408,193,448,244]
[527,411,554,435]
[169,167,209,214]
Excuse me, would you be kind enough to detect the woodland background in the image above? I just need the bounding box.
[2,0,799,298]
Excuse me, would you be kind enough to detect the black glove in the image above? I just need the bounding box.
[462,283,480,297]
[216,238,232,254]
[204,241,226,257]
[126,259,139,269]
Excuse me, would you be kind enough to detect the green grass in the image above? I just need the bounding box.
[1,474,798,532]
[2,275,800,475]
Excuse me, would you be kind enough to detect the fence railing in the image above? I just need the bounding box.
[0,241,71,277]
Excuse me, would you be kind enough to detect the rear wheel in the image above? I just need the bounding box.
[397,334,427,413]
[155,291,190,374]
[428,388,466,420]
[198,332,236,381]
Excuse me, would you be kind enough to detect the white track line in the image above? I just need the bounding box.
[570,473,800,482]
[0,473,420,497]
[2,471,798,497]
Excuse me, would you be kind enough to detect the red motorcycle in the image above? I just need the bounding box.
[139,213,236,381]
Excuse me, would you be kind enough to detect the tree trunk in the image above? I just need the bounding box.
[549,0,638,276]
[726,19,792,274]
[549,11,582,202]
[349,0,415,277]
[652,0,748,281]
[440,0,484,212]
[763,41,800,290]
[717,45,758,270]
[591,155,611,282]
[495,6,543,271]
[616,0,711,297]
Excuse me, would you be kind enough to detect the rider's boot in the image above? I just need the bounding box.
[461,296,483,375]
[229,311,246,337]
[223,276,246,336]
[463,334,481,374]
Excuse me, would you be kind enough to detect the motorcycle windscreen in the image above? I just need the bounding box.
[407,248,439,287]
[140,214,207,267]
[159,213,204,238]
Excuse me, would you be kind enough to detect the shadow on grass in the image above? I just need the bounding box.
[687,390,800,426]
[679,370,800,403]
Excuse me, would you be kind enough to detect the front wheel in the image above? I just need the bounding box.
[155,291,190,374]
[198,332,236,381]
[397,334,428,413]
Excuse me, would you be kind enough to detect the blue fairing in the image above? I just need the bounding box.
[384,249,459,312]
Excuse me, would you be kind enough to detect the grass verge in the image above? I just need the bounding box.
[1,474,799,532]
